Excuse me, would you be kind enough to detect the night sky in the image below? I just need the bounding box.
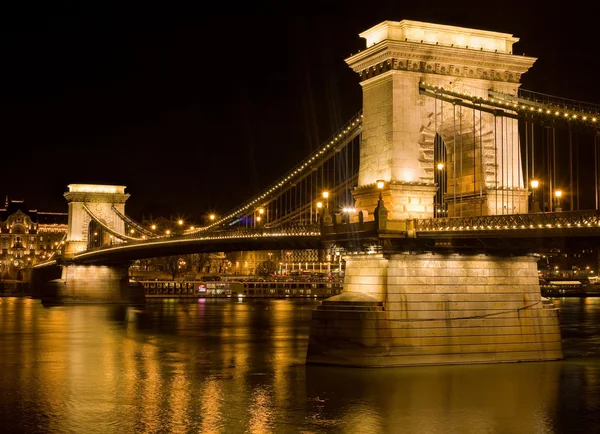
[2,4,599,222]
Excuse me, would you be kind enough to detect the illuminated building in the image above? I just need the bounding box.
[0,197,67,278]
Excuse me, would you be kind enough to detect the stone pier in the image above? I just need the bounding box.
[306,253,562,366]
[40,264,145,305]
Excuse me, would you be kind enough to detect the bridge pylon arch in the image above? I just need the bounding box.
[63,184,130,258]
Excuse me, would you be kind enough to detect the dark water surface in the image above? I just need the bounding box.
[1,296,599,433]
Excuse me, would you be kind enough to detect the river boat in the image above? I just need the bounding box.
[138,278,343,299]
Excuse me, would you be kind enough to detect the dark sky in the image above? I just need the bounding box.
[2,4,598,222]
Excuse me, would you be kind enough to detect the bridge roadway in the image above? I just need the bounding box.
[38,210,600,266]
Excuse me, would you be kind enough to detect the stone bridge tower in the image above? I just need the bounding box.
[306,21,562,368]
[346,20,536,218]
[63,184,130,258]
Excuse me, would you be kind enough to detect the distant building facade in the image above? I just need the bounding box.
[0,198,68,278]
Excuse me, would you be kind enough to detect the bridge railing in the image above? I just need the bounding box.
[416,210,600,232]
[517,88,600,115]
[73,224,323,256]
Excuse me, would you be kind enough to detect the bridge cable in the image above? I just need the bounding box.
[501,116,505,215]
[433,90,440,217]
[531,122,535,186]
[459,104,463,217]
[441,99,445,216]
[453,103,457,214]
[542,126,547,211]
[473,102,477,215]
[479,102,483,203]
[576,133,580,210]
[525,119,529,210]
[494,112,498,214]
[515,115,521,214]
[594,134,598,210]
[552,127,556,211]
[569,124,573,211]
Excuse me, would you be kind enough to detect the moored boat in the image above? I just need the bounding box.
[138,279,343,299]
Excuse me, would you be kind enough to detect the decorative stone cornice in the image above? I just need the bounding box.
[346,41,536,84]
[64,192,130,204]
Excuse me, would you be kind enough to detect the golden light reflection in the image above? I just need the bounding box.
[138,340,162,433]
[169,360,190,432]
[271,301,294,406]
[248,386,274,434]
[200,378,224,433]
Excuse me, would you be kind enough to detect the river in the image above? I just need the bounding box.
[0,296,599,433]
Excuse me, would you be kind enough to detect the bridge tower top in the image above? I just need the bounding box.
[359,20,519,54]
[66,184,127,195]
[347,19,536,221]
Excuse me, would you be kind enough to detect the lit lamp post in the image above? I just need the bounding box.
[436,164,445,217]
[322,191,329,210]
[530,179,539,212]
[316,201,323,222]
[255,208,264,229]
[374,180,387,227]
[555,189,563,212]
[376,179,385,201]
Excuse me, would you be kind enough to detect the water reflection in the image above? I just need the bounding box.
[0,297,599,433]
[305,362,561,433]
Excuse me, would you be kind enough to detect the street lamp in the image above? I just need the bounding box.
[437,163,444,170]
[376,179,385,201]
[555,189,563,212]
[178,219,183,226]
[322,191,329,209]
[530,179,539,212]
[209,214,215,222]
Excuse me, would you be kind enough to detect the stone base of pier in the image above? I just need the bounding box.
[41,264,145,305]
[306,253,563,367]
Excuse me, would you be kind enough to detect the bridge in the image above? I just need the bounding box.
[33,19,600,368]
